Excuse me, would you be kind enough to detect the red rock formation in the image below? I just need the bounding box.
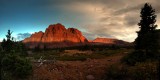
[23,31,44,43]
[23,23,88,48]
[92,38,116,44]
[92,37,129,45]
[41,24,87,43]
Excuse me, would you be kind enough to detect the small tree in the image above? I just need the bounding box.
[0,30,32,79]
[1,30,14,52]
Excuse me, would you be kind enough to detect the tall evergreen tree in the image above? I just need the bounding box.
[135,3,157,50]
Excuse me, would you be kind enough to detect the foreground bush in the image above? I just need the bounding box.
[1,53,32,79]
[121,50,147,65]
[104,64,129,80]
[129,62,158,80]
[104,61,158,80]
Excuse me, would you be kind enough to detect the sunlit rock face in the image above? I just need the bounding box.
[23,31,44,43]
[92,37,129,45]
[23,23,88,48]
[92,38,116,44]
[41,23,88,43]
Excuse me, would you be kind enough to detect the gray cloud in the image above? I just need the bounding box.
[124,15,139,26]
[16,0,160,42]
[40,0,160,42]
[33,0,160,42]
[113,4,143,15]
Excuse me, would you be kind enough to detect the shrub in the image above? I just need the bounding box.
[1,54,32,79]
[129,62,158,80]
[104,62,158,80]
[104,64,129,80]
[122,50,147,65]
[14,58,32,78]
[1,30,32,80]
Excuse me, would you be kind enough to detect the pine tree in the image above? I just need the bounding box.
[0,30,32,79]
[1,30,14,52]
[135,3,157,50]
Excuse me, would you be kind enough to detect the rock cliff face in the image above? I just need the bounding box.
[23,23,88,48]
[23,31,44,43]
[23,23,130,48]
[92,38,129,45]
[41,24,87,43]
[92,38,116,44]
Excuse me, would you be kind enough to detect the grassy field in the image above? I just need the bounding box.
[26,48,136,80]
[29,48,133,61]
[27,48,133,80]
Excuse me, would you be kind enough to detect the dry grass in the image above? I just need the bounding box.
[29,54,124,80]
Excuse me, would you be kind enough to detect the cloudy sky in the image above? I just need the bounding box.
[0,0,160,42]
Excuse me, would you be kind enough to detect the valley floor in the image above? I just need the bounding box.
[29,52,125,80]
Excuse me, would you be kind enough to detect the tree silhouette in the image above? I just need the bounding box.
[135,4,160,78]
[123,3,159,65]
[1,30,14,52]
[135,3,157,51]
[0,30,32,79]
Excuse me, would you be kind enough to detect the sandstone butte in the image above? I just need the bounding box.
[92,37,129,45]
[92,38,117,44]
[23,23,129,48]
[23,23,88,48]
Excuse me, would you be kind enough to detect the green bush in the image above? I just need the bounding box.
[14,59,32,78]
[0,30,32,80]
[104,62,159,80]
[129,62,158,80]
[1,54,32,79]
[104,64,129,80]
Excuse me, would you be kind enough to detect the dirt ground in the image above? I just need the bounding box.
[29,53,124,80]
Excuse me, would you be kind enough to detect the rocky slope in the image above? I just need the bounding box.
[23,23,88,48]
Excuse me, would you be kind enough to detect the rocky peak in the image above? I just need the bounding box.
[31,31,44,37]
[68,28,80,34]
[47,23,66,31]
[23,23,88,48]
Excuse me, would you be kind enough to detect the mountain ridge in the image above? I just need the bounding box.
[23,23,129,48]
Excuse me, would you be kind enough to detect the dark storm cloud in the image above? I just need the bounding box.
[17,33,31,40]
